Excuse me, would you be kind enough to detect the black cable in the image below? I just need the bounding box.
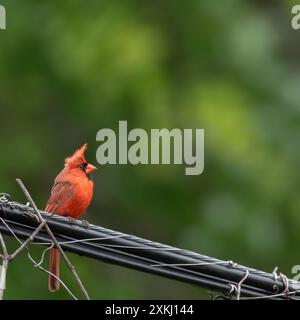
[0,198,299,299]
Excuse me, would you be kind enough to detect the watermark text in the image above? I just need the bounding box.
[292,5,300,30]
[96,121,204,175]
[0,5,6,30]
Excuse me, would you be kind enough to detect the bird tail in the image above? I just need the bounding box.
[48,247,60,292]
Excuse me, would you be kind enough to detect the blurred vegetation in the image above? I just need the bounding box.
[1,0,300,299]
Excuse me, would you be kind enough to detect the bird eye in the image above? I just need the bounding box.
[79,163,88,171]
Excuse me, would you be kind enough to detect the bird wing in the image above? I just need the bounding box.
[44,180,75,214]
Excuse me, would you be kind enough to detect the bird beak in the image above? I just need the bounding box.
[86,163,97,174]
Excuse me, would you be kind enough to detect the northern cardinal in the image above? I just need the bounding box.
[45,143,97,292]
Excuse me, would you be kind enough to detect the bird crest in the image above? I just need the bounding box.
[65,143,88,168]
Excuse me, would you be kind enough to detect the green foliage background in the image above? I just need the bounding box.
[1,0,300,299]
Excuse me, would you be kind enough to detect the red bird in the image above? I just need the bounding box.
[45,144,97,292]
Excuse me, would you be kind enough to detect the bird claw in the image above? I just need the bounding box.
[81,219,90,230]
[67,216,76,225]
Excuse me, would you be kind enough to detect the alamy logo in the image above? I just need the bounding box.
[0,5,6,30]
[96,121,204,175]
[292,5,300,30]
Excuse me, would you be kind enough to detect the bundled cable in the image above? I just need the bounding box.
[0,193,300,300]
